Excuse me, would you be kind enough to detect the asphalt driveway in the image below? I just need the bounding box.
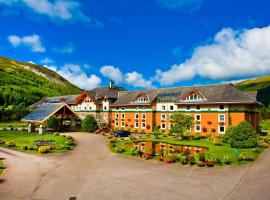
[0,132,270,200]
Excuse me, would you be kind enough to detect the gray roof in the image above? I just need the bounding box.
[22,103,67,123]
[112,84,261,106]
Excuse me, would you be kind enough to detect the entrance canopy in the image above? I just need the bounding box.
[22,103,81,124]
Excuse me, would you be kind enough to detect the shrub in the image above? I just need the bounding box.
[253,147,262,153]
[163,154,177,163]
[193,133,200,140]
[205,160,214,167]
[257,140,268,148]
[144,152,152,160]
[22,146,28,150]
[54,132,59,136]
[0,139,5,144]
[66,146,72,150]
[137,150,144,157]
[224,155,233,164]
[65,140,76,146]
[113,146,125,153]
[212,157,222,165]
[38,146,50,153]
[223,121,259,148]
[213,138,222,146]
[198,153,206,162]
[109,138,118,143]
[6,140,16,147]
[196,161,205,167]
[131,148,138,156]
[81,115,98,132]
[238,152,255,161]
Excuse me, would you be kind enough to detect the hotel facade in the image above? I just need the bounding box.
[30,81,261,136]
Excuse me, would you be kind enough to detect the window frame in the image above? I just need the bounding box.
[161,113,166,120]
[218,125,225,134]
[218,114,225,122]
[161,123,166,129]
[195,114,201,122]
[195,124,201,132]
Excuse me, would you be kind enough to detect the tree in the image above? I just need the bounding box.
[48,117,59,129]
[82,115,98,132]
[223,121,259,148]
[169,112,193,136]
[152,125,162,138]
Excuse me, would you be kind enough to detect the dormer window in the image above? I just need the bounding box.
[138,97,145,102]
[186,93,201,101]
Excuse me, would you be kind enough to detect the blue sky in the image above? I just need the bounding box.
[1,0,270,90]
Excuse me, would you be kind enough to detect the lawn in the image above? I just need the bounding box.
[110,136,265,166]
[0,131,75,154]
[260,119,270,132]
[0,121,27,128]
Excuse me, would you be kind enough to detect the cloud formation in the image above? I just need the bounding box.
[100,65,153,89]
[155,0,204,13]
[52,43,75,54]
[0,0,98,24]
[155,25,270,85]
[8,34,45,52]
[46,63,101,90]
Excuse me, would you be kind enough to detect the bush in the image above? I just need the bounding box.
[205,160,214,167]
[163,154,177,163]
[223,121,259,148]
[65,140,76,146]
[113,146,125,153]
[213,138,222,146]
[257,140,268,148]
[6,140,16,147]
[224,155,233,164]
[137,150,144,157]
[66,146,72,150]
[109,138,118,143]
[54,132,59,136]
[253,147,262,153]
[81,115,98,132]
[131,148,138,156]
[196,161,205,167]
[144,152,152,160]
[22,145,28,150]
[38,146,50,153]
[48,117,59,129]
[238,152,255,161]
[198,153,206,162]
[212,157,222,165]
[0,139,5,144]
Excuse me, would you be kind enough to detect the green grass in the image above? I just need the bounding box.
[0,122,27,128]
[0,160,3,176]
[111,137,265,166]
[260,119,270,132]
[0,131,73,154]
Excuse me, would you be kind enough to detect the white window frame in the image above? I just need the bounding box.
[161,105,166,110]
[161,123,166,129]
[161,113,166,120]
[195,124,201,132]
[121,113,125,119]
[115,113,119,119]
[195,114,201,122]
[218,125,225,134]
[218,114,225,122]
[134,122,139,128]
[170,105,174,111]
[135,113,139,119]
[142,113,146,120]
[121,121,125,127]
[141,122,146,129]
[115,121,119,127]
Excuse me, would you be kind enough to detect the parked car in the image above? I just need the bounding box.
[112,130,131,137]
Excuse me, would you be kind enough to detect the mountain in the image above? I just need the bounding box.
[0,56,82,107]
[235,75,270,105]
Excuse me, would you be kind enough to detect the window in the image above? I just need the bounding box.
[161,123,166,129]
[219,125,225,134]
[78,106,81,110]
[141,143,145,151]
[141,122,146,129]
[135,113,139,119]
[195,114,201,121]
[220,105,224,110]
[115,113,119,119]
[142,113,146,120]
[196,105,200,110]
[195,124,201,132]
[136,107,139,110]
[121,107,125,110]
[104,106,107,110]
[115,121,119,127]
[121,121,125,127]
[170,105,174,111]
[186,93,202,101]
[89,107,92,110]
[218,114,225,122]
[134,122,139,128]
[161,105,166,110]
[187,106,191,110]
[85,107,87,110]
[161,114,166,120]
[121,113,125,119]
[139,97,145,102]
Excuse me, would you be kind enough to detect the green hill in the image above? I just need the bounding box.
[0,56,82,108]
[235,75,270,105]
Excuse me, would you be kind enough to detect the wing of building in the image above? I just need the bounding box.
[25,81,262,135]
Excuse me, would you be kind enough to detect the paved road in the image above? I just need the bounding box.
[0,133,270,200]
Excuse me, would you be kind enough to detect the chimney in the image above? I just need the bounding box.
[109,80,114,89]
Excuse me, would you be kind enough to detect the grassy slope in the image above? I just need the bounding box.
[260,119,270,131]
[0,56,82,106]
[0,121,27,128]
[0,131,70,154]
[113,137,264,165]
[235,75,270,105]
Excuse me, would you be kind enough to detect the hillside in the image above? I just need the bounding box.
[235,75,270,105]
[0,56,82,107]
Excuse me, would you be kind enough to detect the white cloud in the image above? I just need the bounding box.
[8,34,45,52]
[0,0,90,23]
[100,65,154,89]
[155,25,270,85]
[156,0,204,13]
[40,57,53,64]
[46,63,101,90]
[52,43,74,54]
[100,65,123,84]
